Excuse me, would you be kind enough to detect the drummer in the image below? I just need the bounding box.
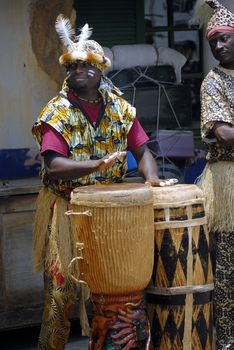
[32,15,177,350]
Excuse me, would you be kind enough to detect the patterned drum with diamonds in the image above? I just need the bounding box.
[146,184,215,350]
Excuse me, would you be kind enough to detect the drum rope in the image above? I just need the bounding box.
[164,207,170,222]
[183,204,193,350]
[65,210,92,285]
[154,216,207,229]
[153,197,205,208]
[65,209,92,216]
[146,283,214,295]
[68,254,89,287]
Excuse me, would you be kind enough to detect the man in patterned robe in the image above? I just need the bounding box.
[196,1,234,348]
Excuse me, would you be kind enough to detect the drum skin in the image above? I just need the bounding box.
[70,183,154,295]
[146,184,215,350]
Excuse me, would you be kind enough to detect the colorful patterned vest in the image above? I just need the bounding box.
[32,92,136,198]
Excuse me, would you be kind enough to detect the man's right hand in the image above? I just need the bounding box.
[43,150,127,180]
[97,151,127,171]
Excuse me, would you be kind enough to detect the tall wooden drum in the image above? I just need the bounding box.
[146,184,214,350]
[70,183,154,350]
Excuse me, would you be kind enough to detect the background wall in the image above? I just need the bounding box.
[0,0,73,149]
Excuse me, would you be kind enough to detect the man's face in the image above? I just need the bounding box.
[66,61,102,92]
[209,32,234,69]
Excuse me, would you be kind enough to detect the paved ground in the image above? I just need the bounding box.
[1,321,89,350]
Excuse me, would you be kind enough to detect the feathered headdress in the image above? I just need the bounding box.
[191,0,234,38]
[190,0,213,28]
[55,14,111,71]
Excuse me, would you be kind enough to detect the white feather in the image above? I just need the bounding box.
[75,23,93,52]
[55,14,75,51]
[189,0,213,27]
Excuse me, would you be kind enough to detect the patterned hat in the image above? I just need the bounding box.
[206,0,234,38]
[192,0,234,38]
[55,14,111,72]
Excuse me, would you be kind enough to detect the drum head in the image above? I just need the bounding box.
[152,184,204,208]
[71,183,153,207]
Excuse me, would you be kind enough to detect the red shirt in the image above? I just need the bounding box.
[41,93,148,156]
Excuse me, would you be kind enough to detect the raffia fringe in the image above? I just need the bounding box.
[196,161,234,232]
[33,187,90,336]
[33,187,57,271]
[33,187,80,275]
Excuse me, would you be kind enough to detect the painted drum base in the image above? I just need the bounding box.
[147,292,214,350]
[90,292,150,350]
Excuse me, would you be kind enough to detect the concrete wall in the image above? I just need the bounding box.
[0,0,73,149]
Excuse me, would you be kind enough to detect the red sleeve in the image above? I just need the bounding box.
[41,123,69,157]
[127,118,149,151]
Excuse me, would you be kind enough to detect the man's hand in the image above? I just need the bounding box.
[131,145,178,187]
[145,178,178,187]
[97,151,127,171]
[213,122,234,147]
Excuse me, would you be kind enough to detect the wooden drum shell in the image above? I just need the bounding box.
[147,184,214,350]
[70,183,154,295]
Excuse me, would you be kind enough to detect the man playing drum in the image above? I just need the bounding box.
[32,14,176,350]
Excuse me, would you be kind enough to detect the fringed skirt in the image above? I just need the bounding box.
[33,186,90,336]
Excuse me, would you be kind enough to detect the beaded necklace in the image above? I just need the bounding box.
[73,91,102,104]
